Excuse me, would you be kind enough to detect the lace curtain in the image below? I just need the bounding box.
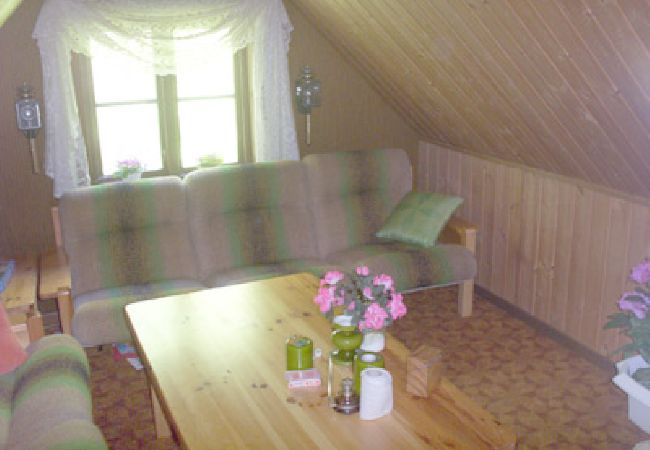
[33,0,299,197]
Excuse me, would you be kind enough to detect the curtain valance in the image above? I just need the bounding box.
[33,0,298,197]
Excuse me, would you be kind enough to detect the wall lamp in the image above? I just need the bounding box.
[15,83,42,174]
[295,65,321,145]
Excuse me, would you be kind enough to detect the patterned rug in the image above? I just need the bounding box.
[86,287,649,449]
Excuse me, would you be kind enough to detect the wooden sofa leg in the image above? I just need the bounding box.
[57,288,73,335]
[26,307,44,342]
[458,279,473,318]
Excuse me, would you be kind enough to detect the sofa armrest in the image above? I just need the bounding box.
[438,216,477,254]
[438,216,477,318]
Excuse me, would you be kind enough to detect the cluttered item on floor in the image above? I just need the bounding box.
[0,260,16,294]
[112,343,143,370]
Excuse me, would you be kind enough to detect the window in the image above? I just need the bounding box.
[75,38,250,181]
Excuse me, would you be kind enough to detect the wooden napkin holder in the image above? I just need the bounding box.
[406,345,442,397]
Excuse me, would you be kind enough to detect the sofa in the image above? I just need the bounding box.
[0,334,107,450]
[59,148,477,347]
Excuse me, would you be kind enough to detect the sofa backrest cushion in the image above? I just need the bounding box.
[303,149,413,257]
[60,177,198,298]
[185,161,318,280]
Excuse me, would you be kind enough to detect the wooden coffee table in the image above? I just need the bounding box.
[126,273,516,449]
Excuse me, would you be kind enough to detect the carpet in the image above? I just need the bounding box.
[87,287,649,449]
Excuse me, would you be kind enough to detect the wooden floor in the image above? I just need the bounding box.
[84,286,648,449]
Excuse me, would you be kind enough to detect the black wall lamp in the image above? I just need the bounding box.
[295,66,321,145]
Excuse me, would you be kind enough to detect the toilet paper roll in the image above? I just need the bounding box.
[359,368,393,420]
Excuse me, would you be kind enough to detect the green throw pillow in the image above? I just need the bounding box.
[376,191,463,247]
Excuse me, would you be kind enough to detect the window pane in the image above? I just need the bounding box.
[96,104,162,175]
[91,43,157,104]
[175,38,234,98]
[178,98,237,168]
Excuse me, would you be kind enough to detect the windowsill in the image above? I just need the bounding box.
[92,163,233,185]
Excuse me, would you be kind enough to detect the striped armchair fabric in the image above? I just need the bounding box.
[0,334,107,450]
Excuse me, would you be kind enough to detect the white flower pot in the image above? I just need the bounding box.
[360,331,385,352]
[613,355,650,434]
[124,172,142,182]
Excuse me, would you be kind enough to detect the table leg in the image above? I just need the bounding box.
[151,387,171,439]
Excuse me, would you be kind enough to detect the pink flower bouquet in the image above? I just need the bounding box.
[314,266,407,331]
[604,259,650,388]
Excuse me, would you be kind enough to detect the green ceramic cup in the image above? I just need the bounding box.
[354,351,385,394]
[286,336,314,370]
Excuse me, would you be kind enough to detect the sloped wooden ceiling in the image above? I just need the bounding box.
[0,0,22,28]
[289,0,650,199]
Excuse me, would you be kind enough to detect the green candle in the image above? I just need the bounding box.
[354,351,384,394]
[286,336,313,370]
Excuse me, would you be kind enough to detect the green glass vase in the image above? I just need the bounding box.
[331,316,362,365]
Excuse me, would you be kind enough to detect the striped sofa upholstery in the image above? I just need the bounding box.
[326,242,476,291]
[0,334,107,450]
[303,149,412,257]
[304,149,476,290]
[185,161,322,287]
[60,177,204,346]
[59,149,476,347]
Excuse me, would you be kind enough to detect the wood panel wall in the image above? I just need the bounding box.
[0,0,54,259]
[285,2,419,165]
[291,0,650,200]
[419,141,650,359]
[0,1,417,257]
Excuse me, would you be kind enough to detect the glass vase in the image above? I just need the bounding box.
[331,315,362,364]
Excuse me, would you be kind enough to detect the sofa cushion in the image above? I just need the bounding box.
[205,265,291,288]
[6,334,106,449]
[60,177,199,298]
[303,149,413,258]
[376,192,463,247]
[205,259,337,288]
[73,280,203,346]
[327,243,476,291]
[185,162,318,280]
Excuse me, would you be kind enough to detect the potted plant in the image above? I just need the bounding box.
[198,154,224,168]
[114,158,143,181]
[605,259,650,433]
[314,266,407,352]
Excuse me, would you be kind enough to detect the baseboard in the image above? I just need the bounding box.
[475,285,615,373]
